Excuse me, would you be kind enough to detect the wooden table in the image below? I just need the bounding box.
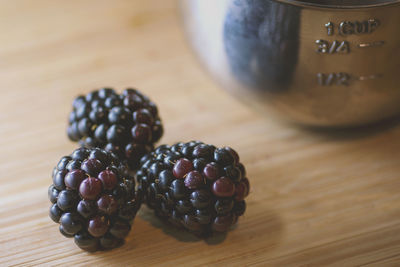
[1,1,400,266]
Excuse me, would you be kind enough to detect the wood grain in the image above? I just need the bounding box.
[1,0,400,266]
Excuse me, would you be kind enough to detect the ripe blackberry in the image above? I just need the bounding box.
[48,147,142,251]
[137,141,249,236]
[67,88,163,170]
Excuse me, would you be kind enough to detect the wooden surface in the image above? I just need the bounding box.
[1,1,400,266]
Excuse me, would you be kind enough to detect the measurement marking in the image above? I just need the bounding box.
[316,40,350,54]
[357,74,383,81]
[358,41,385,48]
[317,73,383,86]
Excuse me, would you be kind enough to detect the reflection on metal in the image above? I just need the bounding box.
[181,0,400,126]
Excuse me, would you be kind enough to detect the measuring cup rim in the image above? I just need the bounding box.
[275,0,400,9]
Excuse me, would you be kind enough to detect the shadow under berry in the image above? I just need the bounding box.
[137,207,228,244]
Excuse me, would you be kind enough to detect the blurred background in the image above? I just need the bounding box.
[0,0,260,164]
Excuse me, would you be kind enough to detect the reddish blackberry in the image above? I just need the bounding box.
[137,141,249,236]
[48,147,142,251]
[67,88,163,170]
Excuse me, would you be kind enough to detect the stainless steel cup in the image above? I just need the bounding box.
[180,0,400,127]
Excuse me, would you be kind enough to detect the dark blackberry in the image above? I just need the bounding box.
[67,88,163,170]
[48,185,59,204]
[193,158,207,172]
[137,141,250,236]
[48,148,142,251]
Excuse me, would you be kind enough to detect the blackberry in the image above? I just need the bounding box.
[67,88,163,170]
[137,141,250,236]
[48,147,142,251]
